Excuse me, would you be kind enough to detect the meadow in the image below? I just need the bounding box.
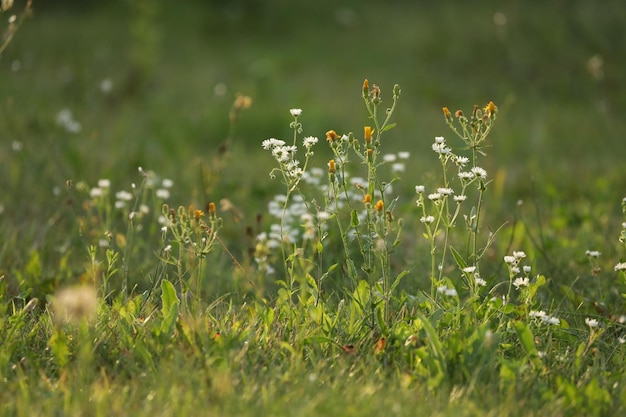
[2,1,626,416]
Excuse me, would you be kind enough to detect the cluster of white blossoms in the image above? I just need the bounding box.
[504,251,533,290]
[529,310,560,326]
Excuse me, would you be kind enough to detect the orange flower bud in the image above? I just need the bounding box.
[194,209,204,222]
[374,200,384,213]
[455,110,464,118]
[362,79,369,96]
[208,202,216,216]
[328,159,336,174]
[363,194,372,204]
[364,126,374,142]
[442,107,451,118]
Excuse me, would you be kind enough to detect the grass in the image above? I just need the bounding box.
[2,1,626,416]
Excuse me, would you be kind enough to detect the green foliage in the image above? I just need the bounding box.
[2,2,626,416]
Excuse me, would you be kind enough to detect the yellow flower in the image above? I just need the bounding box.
[363,194,372,204]
[328,159,336,174]
[484,101,497,117]
[362,79,369,96]
[208,202,216,217]
[364,126,374,142]
[442,107,451,118]
[326,130,340,143]
[374,200,384,213]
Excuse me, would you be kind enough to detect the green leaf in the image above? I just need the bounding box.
[350,210,360,227]
[160,280,180,338]
[390,270,409,293]
[380,123,397,133]
[449,246,468,270]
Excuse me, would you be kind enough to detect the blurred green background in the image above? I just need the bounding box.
[2,0,626,293]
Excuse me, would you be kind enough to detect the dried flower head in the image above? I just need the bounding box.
[326,130,340,143]
[51,285,98,325]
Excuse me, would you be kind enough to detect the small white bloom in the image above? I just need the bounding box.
[511,266,520,274]
[618,336,626,344]
[585,250,601,258]
[303,136,318,148]
[471,167,488,179]
[523,265,531,273]
[614,262,626,272]
[432,143,451,154]
[156,189,170,199]
[383,153,397,162]
[512,277,529,289]
[437,187,454,195]
[290,108,302,117]
[415,185,425,193]
[530,310,547,318]
[98,179,111,188]
[434,136,445,144]
[455,156,469,167]
[392,163,405,173]
[458,171,474,180]
[398,151,410,159]
[585,318,599,328]
[162,178,174,188]
[453,195,467,202]
[445,288,458,297]
[317,211,331,220]
[420,215,435,224]
[475,277,487,287]
[428,193,442,201]
[513,251,527,259]
[100,78,113,93]
[115,190,133,201]
[462,266,476,273]
[504,256,516,264]
[545,316,560,326]
[90,187,103,198]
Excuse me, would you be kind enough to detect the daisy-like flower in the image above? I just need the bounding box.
[455,156,469,167]
[437,187,454,195]
[462,266,477,273]
[523,265,531,273]
[262,138,286,150]
[545,316,560,326]
[471,167,488,179]
[415,185,425,193]
[434,136,445,144]
[162,178,174,188]
[458,171,474,180]
[475,277,487,287]
[428,192,442,201]
[585,318,599,328]
[398,151,410,159]
[290,108,302,117]
[513,277,529,289]
[383,153,397,162]
[513,251,527,259]
[614,262,626,272]
[585,250,601,258]
[432,142,451,155]
[303,136,318,148]
[453,195,467,202]
[529,310,547,319]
